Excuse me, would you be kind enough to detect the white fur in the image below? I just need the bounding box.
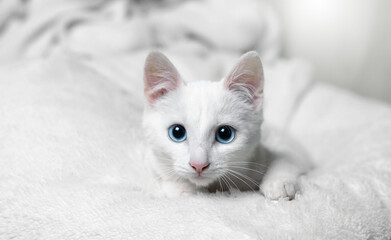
[142,52,308,199]
[143,80,262,187]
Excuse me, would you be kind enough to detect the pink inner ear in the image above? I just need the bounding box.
[224,52,264,107]
[145,88,167,105]
[225,74,262,106]
[144,52,181,105]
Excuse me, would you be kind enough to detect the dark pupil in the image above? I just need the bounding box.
[173,126,185,139]
[218,126,232,140]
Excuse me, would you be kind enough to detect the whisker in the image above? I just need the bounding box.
[222,172,240,191]
[218,177,224,193]
[226,169,260,188]
[221,175,232,194]
[229,161,268,168]
[228,166,265,175]
[226,170,257,193]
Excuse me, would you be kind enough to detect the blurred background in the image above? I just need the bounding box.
[267,0,391,103]
[0,0,390,103]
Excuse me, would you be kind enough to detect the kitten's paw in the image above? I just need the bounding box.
[260,179,299,200]
[160,181,196,198]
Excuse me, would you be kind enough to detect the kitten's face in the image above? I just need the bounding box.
[143,52,264,187]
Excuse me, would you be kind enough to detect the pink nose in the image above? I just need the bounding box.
[189,161,210,175]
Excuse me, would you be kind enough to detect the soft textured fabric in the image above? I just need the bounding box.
[0,0,279,64]
[0,0,390,239]
[0,54,390,239]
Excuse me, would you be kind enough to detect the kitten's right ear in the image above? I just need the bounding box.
[144,51,182,105]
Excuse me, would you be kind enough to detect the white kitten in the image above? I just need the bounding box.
[142,51,309,199]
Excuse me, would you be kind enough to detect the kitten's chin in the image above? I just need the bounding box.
[187,176,215,187]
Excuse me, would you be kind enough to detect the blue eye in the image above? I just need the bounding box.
[168,124,187,142]
[216,125,235,144]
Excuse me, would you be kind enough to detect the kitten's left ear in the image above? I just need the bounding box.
[224,51,264,107]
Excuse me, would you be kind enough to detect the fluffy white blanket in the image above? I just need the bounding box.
[0,0,390,239]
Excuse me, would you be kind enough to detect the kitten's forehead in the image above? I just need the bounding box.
[174,81,221,145]
[152,79,259,146]
[183,81,223,117]
[178,81,252,141]
[181,81,222,132]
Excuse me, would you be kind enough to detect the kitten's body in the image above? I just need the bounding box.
[142,51,310,199]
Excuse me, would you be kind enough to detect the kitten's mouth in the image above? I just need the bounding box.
[187,174,215,187]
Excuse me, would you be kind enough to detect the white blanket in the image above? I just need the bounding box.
[0,0,390,239]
